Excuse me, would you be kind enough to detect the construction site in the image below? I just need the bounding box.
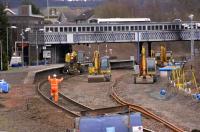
[1,1,200,131]
[0,40,200,132]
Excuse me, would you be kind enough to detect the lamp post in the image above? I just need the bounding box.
[35,28,44,66]
[189,14,194,58]
[47,0,49,19]
[20,28,31,66]
[7,26,17,69]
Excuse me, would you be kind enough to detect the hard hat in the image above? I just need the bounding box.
[53,74,57,78]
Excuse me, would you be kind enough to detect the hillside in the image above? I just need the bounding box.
[7,0,104,8]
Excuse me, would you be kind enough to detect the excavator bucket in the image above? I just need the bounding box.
[88,75,106,83]
[134,76,154,84]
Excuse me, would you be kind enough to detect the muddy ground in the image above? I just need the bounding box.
[0,47,200,132]
[0,83,74,132]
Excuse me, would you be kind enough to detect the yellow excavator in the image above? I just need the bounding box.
[134,46,156,84]
[63,51,85,74]
[88,50,111,82]
[156,45,173,67]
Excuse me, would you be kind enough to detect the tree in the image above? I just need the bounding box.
[21,0,41,15]
[0,3,9,70]
[95,0,133,18]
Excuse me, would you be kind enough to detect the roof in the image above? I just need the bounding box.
[75,9,94,21]
[4,7,16,16]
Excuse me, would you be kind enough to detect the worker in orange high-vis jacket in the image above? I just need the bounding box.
[48,74,63,103]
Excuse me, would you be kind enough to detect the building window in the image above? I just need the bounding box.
[96,27,99,32]
[91,27,94,31]
[46,27,49,32]
[108,26,112,31]
[122,26,125,31]
[50,27,53,32]
[176,25,179,30]
[64,27,68,32]
[113,26,117,31]
[100,26,103,31]
[78,27,81,32]
[159,25,163,30]
[131,26,134,31]
[126,26,129,31]
[155,25,159,30]
[172,25,176,30]
[87,27,90,31]
[164,25,167,30]
[104,26,108,31]
[55,27,58,32]
[168,25,172,30]
[135,26,138,30]
[69,27,72,32]
[73,27,76,32]
[60,27,63,32]
[117,26,121,31]
[82,27,86,32]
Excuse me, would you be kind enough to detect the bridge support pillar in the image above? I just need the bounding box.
[147,42,152,57]
[137,42,143,64]
[191,40,195,58]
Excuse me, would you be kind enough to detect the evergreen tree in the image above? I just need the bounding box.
[21,0,41,15]
[0,3,9,70]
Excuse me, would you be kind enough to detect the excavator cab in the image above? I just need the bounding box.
[100,56,111,81]
[134,46,156,84]
[63,51,85,74]
[88,51,111,83]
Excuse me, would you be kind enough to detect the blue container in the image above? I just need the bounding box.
[0,80,10,93]
[79,113,142,132]
[160,89,167,96]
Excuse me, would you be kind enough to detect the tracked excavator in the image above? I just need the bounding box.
[134,46,156,84]
[155,45,173,67]
[88,50,111,83]
[63,51,85,74]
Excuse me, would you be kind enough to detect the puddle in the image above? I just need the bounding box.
[149,91,176,101]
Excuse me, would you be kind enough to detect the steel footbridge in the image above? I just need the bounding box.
[40,21,200,44]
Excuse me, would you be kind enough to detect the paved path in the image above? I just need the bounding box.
[0,64,64,84]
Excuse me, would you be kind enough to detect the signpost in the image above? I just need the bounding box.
[43,48,51,65]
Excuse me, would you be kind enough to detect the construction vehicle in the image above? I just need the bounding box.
[155,45,173,67]
[63,51,85,74]
[88,50,111,82]
[134,46,156,84]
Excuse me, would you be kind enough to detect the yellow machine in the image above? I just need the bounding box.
[88,50,111,82]
[155,45,172,67]
[170,67,200,94]
[134,46,156,84]
[63,51,85,74]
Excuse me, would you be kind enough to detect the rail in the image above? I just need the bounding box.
[110,81,184,132]
[37,75,93,117]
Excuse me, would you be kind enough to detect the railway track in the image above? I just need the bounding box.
[111,82,185,132]
[37,73,166,131]
[37,76,93,117]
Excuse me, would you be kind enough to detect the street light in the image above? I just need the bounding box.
[188,14,194,58]
[7,26,17,69]
[47,0,49,19]
[20,28,31,66]
[35,28,44,66]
